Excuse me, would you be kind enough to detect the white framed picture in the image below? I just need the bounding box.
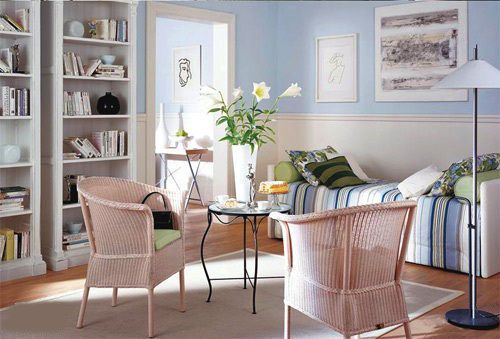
[316,34,357,102]
[375,1,468,102]
[172,45,201,103]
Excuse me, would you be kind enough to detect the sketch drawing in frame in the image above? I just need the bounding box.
[375,1,467,101]
[316,34,357,102]
[173,45,201,103]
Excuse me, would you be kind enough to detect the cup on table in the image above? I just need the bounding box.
[216,194,229,204]
[257,200,271,211]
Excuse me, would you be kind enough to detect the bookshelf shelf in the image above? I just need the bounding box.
[0,161,32,169]
[0,209,32,218]
[63,36,130,47]
[62,203,80,210]
[63,75,129,82]
[63,156,130,164]
[41,0,137,272]
[63,114,130,119]
[0,73,32,78]
[0,1,46,282]
[0,116,32,120]
[0,30,32,38]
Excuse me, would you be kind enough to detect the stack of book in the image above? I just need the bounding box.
[91,19,127,42]
[94,64,126,79]
[63,91,92,116]
[63,52,85,76]
[91,130,127,157]
[0,227,30,261]
[63,231,89,251]
[0,186,29,213]
[0,10,29,32]
[0,86,30,116]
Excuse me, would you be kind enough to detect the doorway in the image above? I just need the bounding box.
[146,3,235,202]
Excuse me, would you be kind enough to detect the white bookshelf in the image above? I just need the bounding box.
[41,0,137,271]
[0,0,46,281]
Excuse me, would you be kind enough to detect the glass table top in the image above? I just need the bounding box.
[208,202,291,216]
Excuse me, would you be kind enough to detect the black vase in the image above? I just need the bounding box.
[97,92,120,115]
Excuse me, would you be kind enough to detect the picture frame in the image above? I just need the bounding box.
[316,34,357,103]
[375,1,468,102]
[172,45,201,103]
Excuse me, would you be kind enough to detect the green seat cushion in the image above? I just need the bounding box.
[305,156,365,189]
[454,169,500,203]
[274,161,303,183]
[154,229,181,251]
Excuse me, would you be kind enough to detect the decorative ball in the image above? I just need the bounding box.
[64,20,85,38]
[97,92,120,115]
[0,144,21,164]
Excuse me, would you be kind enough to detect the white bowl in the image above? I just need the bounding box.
[0,144,21,164]
[66,222,83,234]
[100,55,116,65]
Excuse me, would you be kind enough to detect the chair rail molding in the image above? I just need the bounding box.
[275,113,500,123]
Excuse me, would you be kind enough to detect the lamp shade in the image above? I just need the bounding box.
[433,60,500,89]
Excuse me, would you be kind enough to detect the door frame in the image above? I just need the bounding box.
[146,2,235,198]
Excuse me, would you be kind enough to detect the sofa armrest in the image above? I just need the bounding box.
[480,178,500,278]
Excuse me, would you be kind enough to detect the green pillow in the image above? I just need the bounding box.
[154,229,181,251]
[286,146,337,186]
[274,161,303,183]
[305,156,365,189]
[454,169,500,203]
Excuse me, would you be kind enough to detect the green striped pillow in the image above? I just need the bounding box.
[305,156,365,189]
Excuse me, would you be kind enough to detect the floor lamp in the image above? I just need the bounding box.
[433,45,500,330]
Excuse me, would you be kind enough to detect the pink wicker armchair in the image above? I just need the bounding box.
[270,201,417,339]
[76,177,186,338]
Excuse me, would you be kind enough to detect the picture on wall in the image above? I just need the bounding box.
[173,45,201,103]
[375,1,468,101]
[316,34,357,102]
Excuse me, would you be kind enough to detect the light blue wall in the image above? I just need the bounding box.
[136,0,278,113]
[155,18,213,113]
[136,1,500,115]
[275,0,500,114]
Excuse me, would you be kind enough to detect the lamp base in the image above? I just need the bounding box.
[446,309,499,330]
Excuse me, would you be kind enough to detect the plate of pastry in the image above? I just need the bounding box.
[216,198,246,210]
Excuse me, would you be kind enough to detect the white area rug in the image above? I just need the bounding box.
[0,250,462,338]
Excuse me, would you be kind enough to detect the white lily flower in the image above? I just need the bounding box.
[280,83,302,97]
[232,87,243,99]
[199,94,223,113]
[252,82,271,102]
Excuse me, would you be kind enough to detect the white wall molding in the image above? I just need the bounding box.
[276,113,500,124]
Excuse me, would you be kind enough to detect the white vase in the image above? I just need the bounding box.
[232,144,258,202]
[155,103,169,150]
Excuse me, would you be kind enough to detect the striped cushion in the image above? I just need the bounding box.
[305,156,365,188]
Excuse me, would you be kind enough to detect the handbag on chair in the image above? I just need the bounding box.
[141,192,174,229]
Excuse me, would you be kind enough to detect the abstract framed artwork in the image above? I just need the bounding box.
[375,1,468,101]
[172,45,201,103]
[316,34,357,102]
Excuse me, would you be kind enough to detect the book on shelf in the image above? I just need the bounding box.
[94,64,126,78]
[0,86,30,116]
[84,59,101,77]
[0,13,26,33]
[63,152,81,160]
[91,130,127,157]
[0,228,14,260]
[0,197,25,212]
[15,9,29,32]
[63,231,88,243]
[0,228,30,261]
[90,19,127,42]
[0,186,29,199]
[64,52,86,76]
[64,137,99,158]
[0,235,5,261]
[63,91,92,116]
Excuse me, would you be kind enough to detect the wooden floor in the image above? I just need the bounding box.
[0,205,498,338]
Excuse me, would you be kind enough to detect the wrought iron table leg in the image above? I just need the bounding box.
[252,215,258,314]
[243,217,247,289]
[201,210,213,302]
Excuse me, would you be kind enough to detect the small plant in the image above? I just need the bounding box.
[175,129,189,137]
[200,82,301,153]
